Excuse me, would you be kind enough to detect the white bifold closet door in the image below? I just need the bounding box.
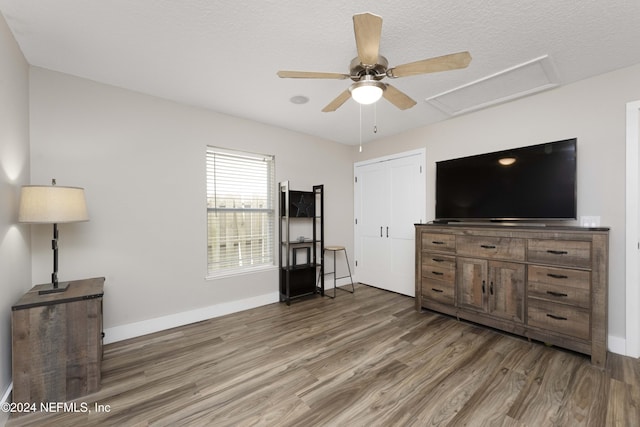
[354,149,425,296]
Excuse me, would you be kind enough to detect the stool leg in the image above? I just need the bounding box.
[321,249,335,299]
[332,250,337,298]
[343,249,355,293]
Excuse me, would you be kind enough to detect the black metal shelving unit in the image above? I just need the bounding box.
[279,181,324,305]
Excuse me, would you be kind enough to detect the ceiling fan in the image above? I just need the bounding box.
[277,12,471,112]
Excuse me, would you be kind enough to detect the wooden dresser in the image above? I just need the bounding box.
[12,277,104,405]
[415,224,609,367]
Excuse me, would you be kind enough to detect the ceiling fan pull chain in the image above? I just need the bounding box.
[359,103,363,152]
[373,102,378,133]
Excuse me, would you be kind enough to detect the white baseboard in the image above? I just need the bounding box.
[1,382,11,426]
[608,334,626,356]
[103,292,280,344]
[1,382,11,405]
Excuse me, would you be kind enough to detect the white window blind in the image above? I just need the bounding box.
[206,147,275,276]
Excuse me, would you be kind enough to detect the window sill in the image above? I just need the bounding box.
[206,264,277,280]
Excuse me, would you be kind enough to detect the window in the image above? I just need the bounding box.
[206,146,275,276]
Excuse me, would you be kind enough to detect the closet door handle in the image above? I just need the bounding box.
[380,227,383,237]
[482,280,486,294]
[386,227,389,238]
[490,282,494,295]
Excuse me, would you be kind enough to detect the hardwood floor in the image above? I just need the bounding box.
[7,284,640,426]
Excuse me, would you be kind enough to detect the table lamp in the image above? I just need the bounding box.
[19,179,89,295]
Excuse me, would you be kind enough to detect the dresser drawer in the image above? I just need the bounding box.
[528,298,590,340]
[422,232,456,253]
[422,254,455,284]
[528,239,591,268]
[457,235,525,261]
[422,280,455,305]
[528,265,590,308]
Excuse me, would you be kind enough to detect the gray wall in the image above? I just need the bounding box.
[28,68,354,341]
[0,12,31,418]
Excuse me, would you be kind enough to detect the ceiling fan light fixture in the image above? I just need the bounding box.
[350,78,385,105]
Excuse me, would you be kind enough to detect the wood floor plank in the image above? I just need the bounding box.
[606,378,640,426]
[507,347,584,424]
[7,283,640,426]
[553,361,609,426]
[384,332,506,426]
[346,328,496,426]
[447,338,545,426]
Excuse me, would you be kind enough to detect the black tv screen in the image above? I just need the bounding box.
[435,138,577,221]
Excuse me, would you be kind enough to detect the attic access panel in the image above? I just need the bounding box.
[426,55,559,116]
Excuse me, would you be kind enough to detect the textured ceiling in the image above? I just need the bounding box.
[1,0,640,145]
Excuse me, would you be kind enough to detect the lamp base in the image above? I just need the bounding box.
[38,282,70,295]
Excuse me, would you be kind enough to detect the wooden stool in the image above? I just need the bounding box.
[322,246,355,298]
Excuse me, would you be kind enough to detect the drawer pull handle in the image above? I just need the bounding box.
[431,271,444,276]
[432,241,445,245]
[431,288,444,293]
[547,273,568,279]
[480,245,496,249]
[482,280,486,294]
[546,291,568,297]
[432,258,445,263]
[547,250,568,255]
[546,314,568,321]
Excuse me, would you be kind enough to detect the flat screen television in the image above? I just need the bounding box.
[435,138,577,221]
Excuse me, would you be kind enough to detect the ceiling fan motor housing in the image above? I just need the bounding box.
[349,55,389,81]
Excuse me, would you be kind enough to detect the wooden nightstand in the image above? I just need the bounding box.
[11,277,104,405]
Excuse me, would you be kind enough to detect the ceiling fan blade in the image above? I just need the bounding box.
[277,70,350,79]
[353,12,383,66]
[387,51,472,78]
[383,84,417,110]
[322,89,352,112]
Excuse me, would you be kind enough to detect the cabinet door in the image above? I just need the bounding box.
[488,261,525,323]
[457,257,487,311]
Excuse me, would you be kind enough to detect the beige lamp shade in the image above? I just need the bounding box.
[19,185,89,224]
